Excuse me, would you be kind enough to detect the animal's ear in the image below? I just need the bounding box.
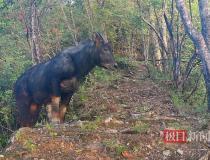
[92,32,104,47]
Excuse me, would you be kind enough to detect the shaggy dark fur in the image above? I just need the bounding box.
[14,33,116,127]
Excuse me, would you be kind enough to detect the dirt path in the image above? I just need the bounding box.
[2,63,210,160]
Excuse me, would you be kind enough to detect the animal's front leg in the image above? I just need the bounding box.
[60,92,73,123]
[47,79,62,123]
[47,96,61,124]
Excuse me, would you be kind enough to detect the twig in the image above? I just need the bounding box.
[184,73,202,101]
[0,124,14,133]
[182,52,199,84]
[136,0,169,55]
[139,15,169,55]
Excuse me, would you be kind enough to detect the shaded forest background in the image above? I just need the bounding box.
[0,0,208,149]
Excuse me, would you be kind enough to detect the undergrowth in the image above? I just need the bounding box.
[146,62,208,115]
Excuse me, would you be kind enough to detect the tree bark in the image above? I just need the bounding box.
[85,0,94,33]
[143,33,150,62]
[152,29,162,71]
[161,0,168,71]
[199,0,210,50]
[164,11,181,87]
[30,0,42,64]
[176,0,210,110]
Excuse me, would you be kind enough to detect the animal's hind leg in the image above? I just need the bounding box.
[47,96,61,124]
[28,103,41,126]
[16,102,41,127]
[60,93,73,123]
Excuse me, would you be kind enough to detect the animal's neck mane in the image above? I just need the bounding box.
[69,40,99,79]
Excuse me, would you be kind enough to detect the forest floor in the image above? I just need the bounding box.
[1,60,210,160]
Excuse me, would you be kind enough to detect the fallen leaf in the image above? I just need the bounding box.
[122,151,134,159]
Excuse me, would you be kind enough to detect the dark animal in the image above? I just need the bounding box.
[14,32,117,127]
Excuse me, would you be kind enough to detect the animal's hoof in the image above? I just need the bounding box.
[51,118,61,125]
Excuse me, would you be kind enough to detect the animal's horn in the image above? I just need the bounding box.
[103,33,108,43]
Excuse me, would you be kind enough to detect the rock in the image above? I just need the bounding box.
[177,149,183,155]
[9,135,15,143]
[105,129,118,134]
[69,120,84,127]
[146,145,152,150]
[131,113,141,119]
[112,119,124,125]
[104,117,124,125]
[163,150,171,156]
[104,117,113,124]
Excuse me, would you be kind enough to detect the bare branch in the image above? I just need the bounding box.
[0,124,14,133]
[139,16,169,55]
[175,0,204,48]
[184,73,202,101]
[182,52,199,83]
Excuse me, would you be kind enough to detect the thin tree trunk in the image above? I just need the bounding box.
[161,0,168,71]
[131,30,136,58]
[164,9,181,87]
[30,0,41,64]
[60,3,78,45]
[152,30,163,71]
[69,0,78,45]
[19,1,31,51]
[129,31,135,57]
[143,32,150,62]
[85,0,94,33]
[199,0,210,50]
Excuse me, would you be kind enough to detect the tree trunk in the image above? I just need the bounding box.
[164,6,181,87]
[85,0,94,33]
[161,0,168,71]
[176,0,210,110]
[143,33,150,62]
[152,30,163,71]
[30,0,42,64]
[60,2,78,46]
[199,0,210,50]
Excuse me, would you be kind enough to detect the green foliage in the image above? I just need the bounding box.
[46,123,58,137]
[92,67,121,84]
[132,122,149,133]
[0,0,208,151]
[115,55,139,70]
[167,122,189,130]
[80,117,101,131]
[23,139,37,152]
[0,133,9,150]
[146,62,172,81]
[148,60,208,115]
[170,90,185,108]
[73,66,121,104]
[103,140,128,156]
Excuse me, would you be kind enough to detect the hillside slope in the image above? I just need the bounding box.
[1,61,210,160]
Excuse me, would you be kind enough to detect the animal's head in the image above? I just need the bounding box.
[92,32,117,70]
